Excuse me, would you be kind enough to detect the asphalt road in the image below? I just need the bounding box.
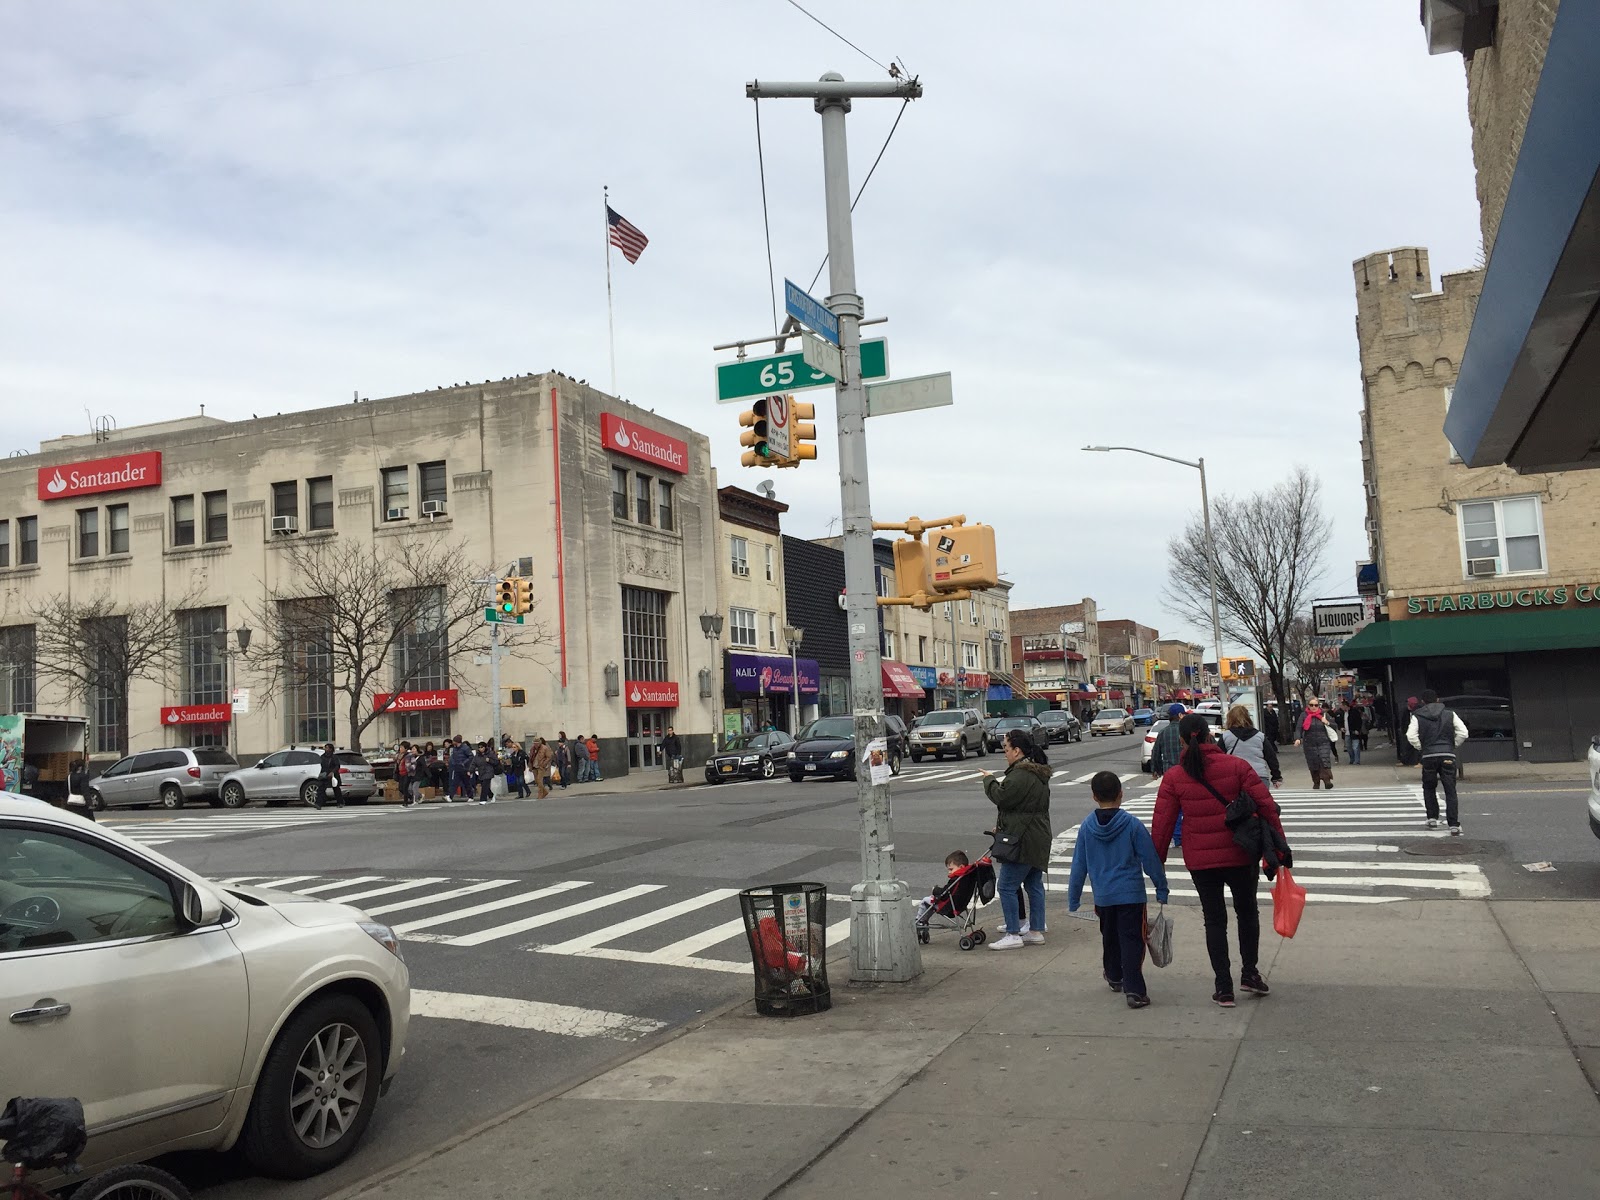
[119,731,1145,1200]
[97,730,1600,1198]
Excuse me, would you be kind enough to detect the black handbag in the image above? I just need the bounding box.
[988,826,1024,864]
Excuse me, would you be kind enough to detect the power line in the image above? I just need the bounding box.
[783,0,889,73]
[807,95,912,293]
[753,100,781,336]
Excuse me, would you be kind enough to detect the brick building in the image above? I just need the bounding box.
[1099,619,1162,712]
[1010,600,1100,717]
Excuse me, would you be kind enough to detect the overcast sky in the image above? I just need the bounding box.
[0,1,1484,649]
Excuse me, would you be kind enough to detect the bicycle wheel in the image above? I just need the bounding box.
[68,1163,192,1200]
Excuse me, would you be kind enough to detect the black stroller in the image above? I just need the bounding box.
[914,853,997,951]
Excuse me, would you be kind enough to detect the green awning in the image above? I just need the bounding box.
[1340,608,1600,664]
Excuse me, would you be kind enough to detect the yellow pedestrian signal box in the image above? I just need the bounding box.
[1221,657,1255,680]
[785,399,818,465]
[740,397,783,467]
[495,578,517,615]
[510,578,533,616]
[927,523,998,593]
[890,538,930,605]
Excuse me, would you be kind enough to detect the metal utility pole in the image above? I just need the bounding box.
[1197,456,1224,699]
[747,71,923,982]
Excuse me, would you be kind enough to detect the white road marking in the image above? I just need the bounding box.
[540,888,742,954]
[242,875,321,889]
[422,884,666,948]
[394,880,590,934]
[410,989,667,1040]
[297,876,384,894]
[366,878,519,915]
[321,877,449,904]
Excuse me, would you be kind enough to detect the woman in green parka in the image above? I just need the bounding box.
[981,728,1053,950]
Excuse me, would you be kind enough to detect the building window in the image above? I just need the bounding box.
[634,474,653,525]
[918,635,927,663]
[0,625,36,713]
[393,586,451,739]
[969,600,979,624]
[179,607,228,748]
[419,461,447,507]
[729,607,758,649]
[107,504,129,555]
[612,467,629,519]
[765,545,774,582]
[17,517,37,566]
[0,520,8,568]
[730,536,749,577]
[85,617,126,755]
[203,491,228,543]
[962,641,980,670]
[621,586,669,682]
[281,599,335,745]
[77,508,99,558]
[272,481,298,523]
[1459,495,1544,576]
[381,467,410,519]
[308,476,334,530]
[172,496,195,547]
[884,630,896,660]
[768,613,778,649]
[658,481,674,531]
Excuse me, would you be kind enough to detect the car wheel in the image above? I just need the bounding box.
[978,739,988,757]
[159,784,185,810]
[240,992,383,1179]
[705,774,721,785]
[954,741,965,762]
[300,779,321,807]
[890,753,902,777]
[86,788,106,812]
[911,752,922,763]
[789,771,804,782]
[761,757,776,780]
[220,781,249,808]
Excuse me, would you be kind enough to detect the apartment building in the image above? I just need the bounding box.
[1010,600,1101,717]
[1100,619,1162,712]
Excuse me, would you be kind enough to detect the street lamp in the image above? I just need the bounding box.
[1083,445,1224,698]
[210,626,253,759]
[782,623,805,733]
[699,612,724,745]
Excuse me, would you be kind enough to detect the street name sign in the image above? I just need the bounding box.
[484,607,525,625]
[865,371,954,418]
[765,393,792,460]
[715,338,888,403]
[784,279,839,345]
[801,331,844,382]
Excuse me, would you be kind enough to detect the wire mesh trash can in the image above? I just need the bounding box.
[738,882,831,1017]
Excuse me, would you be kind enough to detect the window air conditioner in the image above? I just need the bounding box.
[733,564,750,578]
[421,499,447,517]
[270,515,298,534]
[385,507,409,522]
[1363,480,1377,499]
[1466,557,1500,578]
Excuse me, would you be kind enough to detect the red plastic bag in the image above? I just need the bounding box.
[1272,868,1306,938]
[751,916,806,974]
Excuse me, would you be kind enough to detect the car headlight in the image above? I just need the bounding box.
[740,755,759,764]
[829,749,851,758]
[359,920,404,960]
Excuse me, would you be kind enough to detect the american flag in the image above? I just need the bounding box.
[606,206,649,264]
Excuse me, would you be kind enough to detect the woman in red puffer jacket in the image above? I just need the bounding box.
[1152,715,1289,1009]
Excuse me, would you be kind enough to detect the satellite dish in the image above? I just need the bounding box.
[756,480,776,499]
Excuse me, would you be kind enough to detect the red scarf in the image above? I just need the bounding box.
[1302,710,1322,732]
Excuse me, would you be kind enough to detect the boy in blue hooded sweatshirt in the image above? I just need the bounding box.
[1068,771,1170,1008]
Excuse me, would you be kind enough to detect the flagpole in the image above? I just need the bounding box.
[604,185,617,395]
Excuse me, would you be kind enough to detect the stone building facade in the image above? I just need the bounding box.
[0,376,722,775]
[1009,600,1101,717]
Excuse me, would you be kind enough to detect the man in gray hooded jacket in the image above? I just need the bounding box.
[1407,690,1469,834]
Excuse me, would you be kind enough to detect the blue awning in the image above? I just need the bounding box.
[1445,2,1600,472]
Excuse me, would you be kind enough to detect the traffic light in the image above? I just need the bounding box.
[739,397,785,467]
[782,399,817,466]
[927,523,998,593]
[495,578,517,615]
[510,577,533,616]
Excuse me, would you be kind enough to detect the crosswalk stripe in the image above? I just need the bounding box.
[297,876,384,894]
[324,877,448,904]
[411,989,668,1040]
[249,875,321,889]
[394,880,590,934]
[367,878,519,916]
[421,884,666,948]
[540,888,743,954]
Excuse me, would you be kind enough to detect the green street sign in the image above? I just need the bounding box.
[715,338,888,403]
[484,607,525,624]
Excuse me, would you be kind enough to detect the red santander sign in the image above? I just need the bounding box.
[601,414,688,475]
[160,703,231,725]
[373,689,459,713]
[625,679,679,708]
[39,451,163,502]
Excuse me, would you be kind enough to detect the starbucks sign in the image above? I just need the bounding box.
[1405,584,1600,615]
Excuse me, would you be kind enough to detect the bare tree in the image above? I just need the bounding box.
[1282,614,1333,705]
[246,536,544,751]
[29,593,190,757]
[1162,466,1331,729]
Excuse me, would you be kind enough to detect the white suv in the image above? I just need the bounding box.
[909,709,987,762]
[0,795,409,1185]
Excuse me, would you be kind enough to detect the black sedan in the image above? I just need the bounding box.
[788,716,903,782]
[704,731,796,783]
[984,715,1045,752]
[1035,710,1083,744]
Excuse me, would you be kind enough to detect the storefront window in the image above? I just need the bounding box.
[621,586,669,682]
[179,607,228,748]
[1426,657,1515,742]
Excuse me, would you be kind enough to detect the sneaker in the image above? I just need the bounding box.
[1449,824,1462,836]
[1240,972,1270,996]
[989,933,1025,951]
[1021,931,1046,946]
[1427,817,1439,829]
[1212,991,1236,1008]
[1126,994,1151,1009]
[1104,974,1124,993]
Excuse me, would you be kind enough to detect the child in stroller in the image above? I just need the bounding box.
[916,850,1000,950]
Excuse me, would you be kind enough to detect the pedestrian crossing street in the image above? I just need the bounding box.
[1049,783,1490,903]
[211,872,851,976]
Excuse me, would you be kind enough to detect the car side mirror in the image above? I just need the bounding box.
[178,880,225,928]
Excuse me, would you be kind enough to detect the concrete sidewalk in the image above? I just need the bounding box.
[341,898,1600,1200]
[1293,737,1590,785]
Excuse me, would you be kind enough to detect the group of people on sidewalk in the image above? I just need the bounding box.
[378,732,605,807]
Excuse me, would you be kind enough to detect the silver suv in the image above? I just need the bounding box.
[85,747,240,811]
[218,748,379,808]
[909,709,987,762]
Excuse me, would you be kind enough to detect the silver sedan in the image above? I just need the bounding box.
[1090,709,1135,736]
[218,748,378,808]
